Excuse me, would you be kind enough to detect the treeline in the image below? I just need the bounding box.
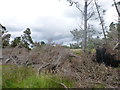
[1,24,46,50]
[0,21,119,50]
[70,22,119,50]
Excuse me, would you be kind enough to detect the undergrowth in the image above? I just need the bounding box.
[2,65,74,88]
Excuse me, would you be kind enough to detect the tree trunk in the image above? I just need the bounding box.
[113,0,120,17]
[83,1,88,51]
[94,0,106,41]
[113,0,120,58]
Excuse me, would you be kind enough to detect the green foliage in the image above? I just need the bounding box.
[1,25,11,48]
[70,43,81,49]
[2,65,74,88]
[19,75,73,88]
[41,41,45,45]
[118,23,120,32]
[11,37,21,47]
[62,45,70,49]
[91,49,96,53]
[11,28,34,50]
[21,28,33,50]
[0,65,2,89]
[2,65,35,88]
[2,34,11,48]
[87,43,95,49]
[106,22,118,48]
[70,49,82,55]
[70,29,83,44]
[93,83,106,88]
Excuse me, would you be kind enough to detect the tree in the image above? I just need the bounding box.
[21,28,33,49]
[113,0,120,51]
[0,24,11,48]
[0,24,7,36]
[70,28,84,47]
[106,22,118,48]
[2,34,11,48]
[70,24,100,49]
[65,0,100,51]
[41,41,45,45]
[94,0,107,41]
[62,0,110,51]
[11,37,21,47]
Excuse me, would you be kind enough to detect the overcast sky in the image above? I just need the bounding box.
[0,0,119,45]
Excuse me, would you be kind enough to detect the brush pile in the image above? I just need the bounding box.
[2,45,120,88]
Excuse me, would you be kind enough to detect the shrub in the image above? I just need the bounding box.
[70,49,82,55]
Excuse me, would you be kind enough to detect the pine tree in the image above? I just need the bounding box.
[21,28,33,49]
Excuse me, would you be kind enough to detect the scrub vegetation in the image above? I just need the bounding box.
[1,0,120,89]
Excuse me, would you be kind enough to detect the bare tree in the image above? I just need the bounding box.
[66,0,96,51]
[94,0,107,41]
[70,24,99,49]
[113,0,120,49]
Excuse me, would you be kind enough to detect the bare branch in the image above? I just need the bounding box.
[88,3,94,11]
[87,12,95,20]
[77,23,84,31]
[76,5,84,15]
[67,0,73,6]
[113,0,120,17]
[87,0,93,6]
[5,58,12,63]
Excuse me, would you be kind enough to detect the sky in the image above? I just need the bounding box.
[0,0,119,45]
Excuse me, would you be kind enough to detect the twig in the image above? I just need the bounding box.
[87,0,93,6]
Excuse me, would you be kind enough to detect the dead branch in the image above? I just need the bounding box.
[87,12,95,20]
[87,0,93,6]
[113,0,120,17]
[59,83,68,89]
[5,58,12,63]
[37,63,50,75]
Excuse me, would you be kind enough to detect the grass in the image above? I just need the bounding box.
[0,65,2,89]
[93,83,106,88]
[18,74,73,88]
[70,49,96,57]
[2,65,74,88]
[70,49,82,55]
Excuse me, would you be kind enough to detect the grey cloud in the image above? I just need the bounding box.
[31,26,73,43]
[63,8,81,19]
[30,16,77,43]
[6,26,22,32]
[5,15,78,45]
